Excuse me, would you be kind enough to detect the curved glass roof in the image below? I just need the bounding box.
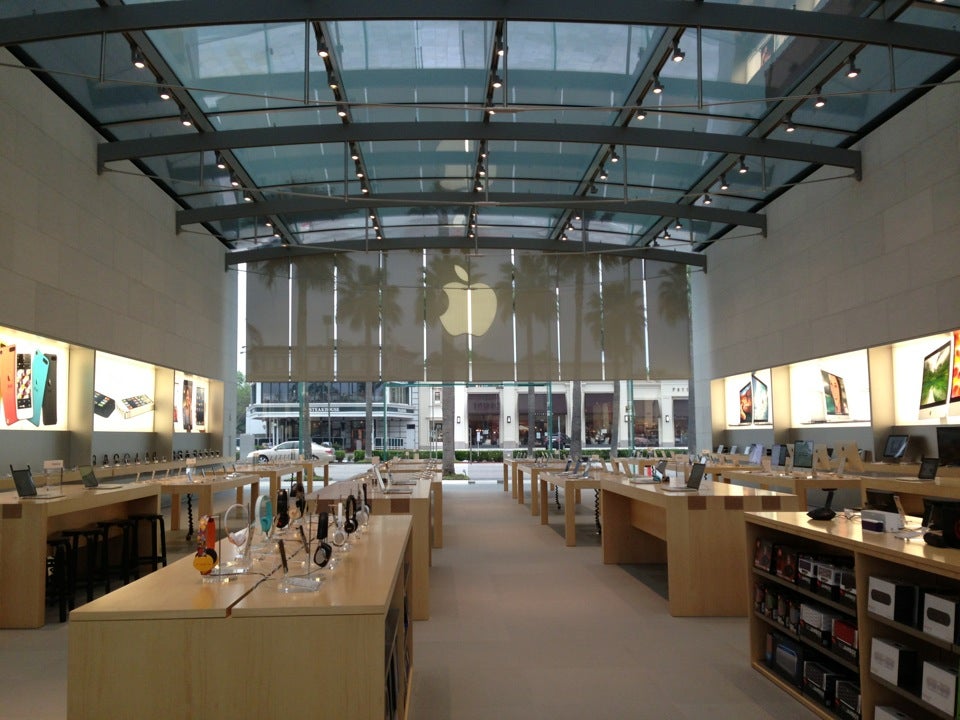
[2,1,958,267]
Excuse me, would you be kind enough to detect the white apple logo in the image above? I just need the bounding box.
[439,265,497,337]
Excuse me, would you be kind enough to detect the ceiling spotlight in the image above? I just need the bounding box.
[719,174,729,191]
[356,168,364,178]
[131,47,146,70]
[495,39,506,57]
[561,233,568,242]
[703,194,712,205]
[609,147,620,163]
[215,152,227,170]
[566,221,574,231]
[370,213,376,221]
[478,162,486,177]
[738,155,748,174]
[273,231,281,239]
[317,39,329,59]
[351,147,360,161]
[846,55,860,79]
[158,87,171,101]
[671,44,685,63]
[328,72,338,89]
[652,76,664,94]
[635,107,647,121]
[475,179,484,191]
[243,192,253,203]
[265,220,272,227]
[361,186,369,194]
[230,173,240,188]
[674,219,682,230]
[651,238,660,248]
[573,211,582,221]
[663,229,671,240]
[491,74,503,90]
[479,145,488,158]
[784,113,796,133]
[589,183,598,194]
[814,86,826,109]
[337,106,348,118]
[598,166,608,181]
[487,108,496,116]
[377,233,383,240]
[179,109,193,127]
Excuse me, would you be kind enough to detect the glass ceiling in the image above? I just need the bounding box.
[2,1,959,267]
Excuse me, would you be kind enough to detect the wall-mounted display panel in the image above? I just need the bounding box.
[93,352,157,432]
[174,370,209,434]
[891,329,960,425]
[724,368,772,428]
[789,349,870,427]
[0,326,69,431]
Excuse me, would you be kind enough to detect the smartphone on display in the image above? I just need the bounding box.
[182,379,193,432]
[15,352,33,421]
[93,390,116,418]
[195,386,205,427]
[42,353,57,426]
[29,350,49,426]
[1,345,16,425]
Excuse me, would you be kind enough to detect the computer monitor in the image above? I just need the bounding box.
[918,340,952,419]
[918,457,939,481]
[865,489,899,513]
[882,434,909,462]
[747,444,764,465]
[651,459,668,482]
[792,441,814,470]
[770,444,789,468]
[10,465,36,498]
[936,426,960,466]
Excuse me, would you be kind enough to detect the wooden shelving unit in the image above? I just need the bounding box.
[745,511,960,720]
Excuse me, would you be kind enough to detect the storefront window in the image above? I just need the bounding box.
[672,398,689,447]
[632,399,660,447]
[584,393,614,446]
[468,393,500,447]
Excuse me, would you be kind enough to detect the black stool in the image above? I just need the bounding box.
[129,513,167,575]
[61,527,109,604]
[96,519,137,589]
[46,537,73,622]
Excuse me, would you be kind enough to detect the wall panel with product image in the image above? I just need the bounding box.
[93,352,157,433]
[723,368,773,428]
[173,371,210,434]
[788,350,870,427]
[0,327,69,431]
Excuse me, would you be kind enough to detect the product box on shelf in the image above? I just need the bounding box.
[838,567,857,608]
[753,537,776,573]
[874,707,914,720]
[799,603,842,648]
[769,632,804,687]
[797,554,818,582]
[831,617,859,662]
[921,593,959,643]
[802,661,840,707]
[869,637,920,692]
[867,577,920,626]
[834,679,861,720]
[814,561,845,601]
[920,660,957,715]
[775,545,799,583]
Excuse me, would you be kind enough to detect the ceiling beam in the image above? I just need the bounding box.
[223,235,708,269]
[99,121,861,175]
[177,191,766,232]
[2,0,958,57]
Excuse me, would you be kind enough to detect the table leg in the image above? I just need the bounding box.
[431,481,443,549]
[565,485,577,547]
[539,479,548,525]
[169,492,182,531]
[517,469,525,506]
[530,470,540,516]
[512,465,519,498]
[503,462,509,491]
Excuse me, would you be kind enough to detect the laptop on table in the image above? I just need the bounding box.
[10,465,64,499]
[660,462,707,493]
[80,465,123,490]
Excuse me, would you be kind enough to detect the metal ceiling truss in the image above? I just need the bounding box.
[222,234,708,270]
[2,1,958,58]
[98,122,861,175]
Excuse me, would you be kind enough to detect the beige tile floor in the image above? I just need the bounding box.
[0,466,816,719]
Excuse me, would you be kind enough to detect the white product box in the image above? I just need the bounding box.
[922,593,959,643]
[921,661,957,715]
[870,637,919,689]
[874,707,913,720]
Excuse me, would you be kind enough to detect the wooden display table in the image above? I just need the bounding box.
[514,460,569,512]
[0,482,160,628]
[155,472,261,532]
[614,456,664,476]
[601,477,794,616]
[68,515,413,720]
[723,469,861,510]
[538,471,601,546]
[310,474,438,620]
[232,461,307,499]
[857,474,960,516]
[744,510,960,720]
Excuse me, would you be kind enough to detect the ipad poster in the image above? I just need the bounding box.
[93,351,156,432]
[751,369,772,424]
[0,326,69,431]
[725,373,753,426]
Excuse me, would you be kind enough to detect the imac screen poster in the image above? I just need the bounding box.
[919,340,951,419]
[752,375,769,424]
[951,330,960,416]
[821,370,849,418]
[739,382,752,424]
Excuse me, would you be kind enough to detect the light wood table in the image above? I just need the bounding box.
[614,456,664,475]
[155,472,261,533]
[857,473,960,516]
[232,461,307,499]
[600,477,794,616]
[539,472,601,546]
[514,461,569,512]
[723,469,862,510]
[68,515,413,720]
[310,474,437,620]
[0,482,160,628]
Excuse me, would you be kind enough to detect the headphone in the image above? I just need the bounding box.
[313,512,332,568]
[292,480,306,519]
[276,489,290,529]
[192,515,218,574]
[255,495,273,536]
[343,494,358,534]
[113,453,121,465]
[356,483,370,526]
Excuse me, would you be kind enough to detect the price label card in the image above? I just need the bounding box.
[186,457,197,466]
[43,459,64,471]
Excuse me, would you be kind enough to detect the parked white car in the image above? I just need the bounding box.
[247,441,334,464]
